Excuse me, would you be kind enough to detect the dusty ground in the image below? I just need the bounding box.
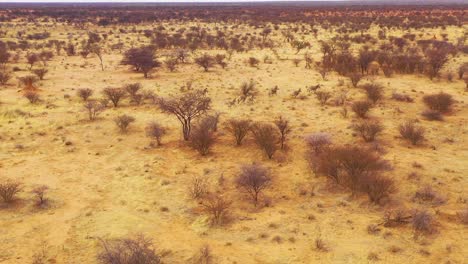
[0,21,467,264]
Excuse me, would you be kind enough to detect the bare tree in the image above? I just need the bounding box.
[114,115,135,133]
[158,90,211,140]
[236,163,272,206]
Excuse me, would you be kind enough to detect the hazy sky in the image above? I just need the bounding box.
[1,0,344,2]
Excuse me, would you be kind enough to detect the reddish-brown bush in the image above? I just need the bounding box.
[226,118,251,146]
[114,115,135,133]
[251,123,278,159]
[236,163,272,206]
[77,88,93,101]
[194,53,215,72]
[399,121,425,145]
[98,235,161,264]
[145,122,167,146]
[24,91,40,103]
[422,92,454,113]
[349,72,362,88]
[190,118,215,156]
[201,194,231,225]
[421,109,443,121]
[362,83,384,103]
[32,68,48,80]
[84,100,105,121]
[0,181,22,203]
[351,100,372,118]
[274,116,291,150]
[352,120,383,142]
[102,87,126,107]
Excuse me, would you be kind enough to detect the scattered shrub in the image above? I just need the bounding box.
[274,116,291,150]
[201,194,231,225]
[189,176,209,199]
[84,100,105,121]
[97,235,161,264]
[24,91,40,103]
[77,88,93,101]
[145,122,167,146]
[226,118,251,146]
[236,163,272,206]
[0,181,22,203]
[399,121,425,145]
[31,185,49,206]
[114,114,135,133]
[102,87,126,107]
[412,210,435,238]
[190,118,215,156]
[362,83,384,103]
[422,92,454,113]
[194,53,215,72]
[315,91,332,106]
[305,132,332,154]
[352,120,383,142]
[351,100,372,118]
[251,123,278,159]
[391,92,413,102]
[238,80,258,103]
[362,174,395,204]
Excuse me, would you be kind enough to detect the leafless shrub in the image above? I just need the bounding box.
[226,118,251,146]
[31,185,49,206]
[190,118,215,156]
[0,181,22,203]
[24,90,40,103]
[399,121,425,145]
[103,87,126,107]
[238,80,258,103]
[165,57,178,72]
[362,174,395,204]
[351,100,372,118]
[201,194,231,225]
[194,53,215,72]
[0,66,12,85]
[292,58,301,67]
[145,122,167,146]
[77,88,93,101]
[412,210,435,238]
[422,92,454,113]
[189,176,209,199]
[18,75,38,90]
[32,68,48,80]
[97,235,161,264]
[124,83,142,99]
[236,163,272,206]
[158,89,211,140]
[114,115,135,133]
[251,123,278,159]
[315,91,331,106]
[362,83,384,103]
[414,185,445,205]
[274,116,291,150]
[305,132,332,154]
[84,100,105,121]
[352,120,383,142]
